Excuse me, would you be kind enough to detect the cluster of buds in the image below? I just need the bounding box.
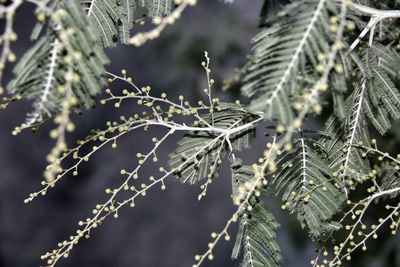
[314,198,399,267]
[312,142,400,267]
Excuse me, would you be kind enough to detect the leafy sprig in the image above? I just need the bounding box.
[1,1,400,267]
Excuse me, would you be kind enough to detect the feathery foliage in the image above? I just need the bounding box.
[362,46,400,132]
[7,1,109,128]
[319,85,372,190]
[0,0,399,267]
[136,0,173,18]
[242,0,338,124]
[81,0,121,46]
[381,166,400,198]
[231,162,282,267]
[119,0,136,44]
[319,44,400,190]
[274,137,345,239]
[235,204,282,267]
[81,0,173,46]
[169,103,258,184]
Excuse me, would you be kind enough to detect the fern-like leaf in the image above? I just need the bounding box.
[169,104,258,184]
[320,82,372,192]
[7,1,109,126]
[231,162,282,267]
[136,0,173,18]
[320,45,400,188]
[120,0,136,44]
[81,0,173,46]
[242,0,336,124]
[381,166,400,198]
[81,0,121,47]
[273,137,345,239]
[363,46,400,132]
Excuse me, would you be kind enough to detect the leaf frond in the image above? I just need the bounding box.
[231,162,282,267]
[242,0,337,124]
[169,103,259,184]
[7,1,109,127]
[274,137,345,239]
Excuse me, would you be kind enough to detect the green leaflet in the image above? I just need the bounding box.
[321,83,372,188]
[7,1,109,127]
[119,0,136,44]
[81,0,120,47]
[136,0,173,18]
[330,51,354,120]
[231,162,282,267]
[238,204,282,267]
[231,159,258,200]
[273,138,345,239]
[242,0,338,125]
[81,0,173,46]
[381,166,400,198]
[362,46,400,133]
[168,103,259,184]
[320,45,400,189]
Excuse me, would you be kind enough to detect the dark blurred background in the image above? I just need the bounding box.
[0,1,398,267]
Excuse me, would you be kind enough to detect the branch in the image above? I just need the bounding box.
[348,2,400,52]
